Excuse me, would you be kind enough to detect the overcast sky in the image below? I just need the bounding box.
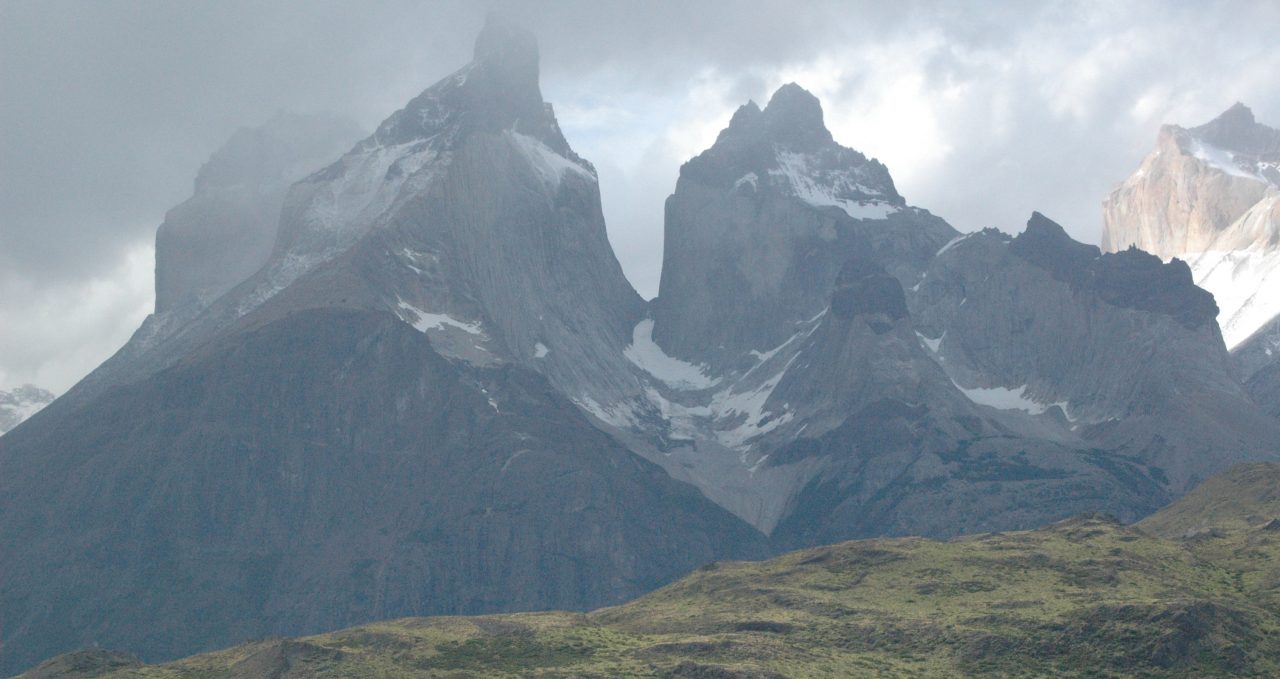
[2,0,1278,392]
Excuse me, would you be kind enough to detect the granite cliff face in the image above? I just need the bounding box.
[912,214,1279,493]
[0,309,762,672]
[1102,103,1280,352]
[653,84,953,371]
[578,90,1278,548]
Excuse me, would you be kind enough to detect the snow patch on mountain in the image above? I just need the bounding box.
[936,233,976,256]
[508,131,593,189]
[952,380,1069,417]
[770,150,899,221]
[1188,247,1280,349]
[917,331,945,354]
[1187,138,1272,184]
[397,300,486,336]
[638,364,794,452]
[734,172,759,191]
[574,395,638,429]
[305,141,448,243]
[625,319,718,390]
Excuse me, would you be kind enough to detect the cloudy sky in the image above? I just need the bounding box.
[2,0,1278,392]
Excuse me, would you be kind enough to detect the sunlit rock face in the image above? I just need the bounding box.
[1103,103,1280,352]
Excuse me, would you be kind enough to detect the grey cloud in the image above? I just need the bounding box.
[2,0,1279,390]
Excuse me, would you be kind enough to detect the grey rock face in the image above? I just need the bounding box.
[587,90,1256,545]
[56,13,644,415]
[0,309,764,674]
[912,213,1280,492]
[1190,103,1280,164]
[652,84,953,371]
[0,384,53,435]
[760,247,1171,548]
[1248,361,1280,420]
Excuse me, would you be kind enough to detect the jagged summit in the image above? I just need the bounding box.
[472,12,539,68]
[652,84,951,373]
[193,112,362,194]
[1189,102,1280,157]
[1009,211,1100,281]
[1103,103,1280,351]
[759,83,834,150]
[719,84,832,150]
[361,14,570,156]
[684,83,902,209]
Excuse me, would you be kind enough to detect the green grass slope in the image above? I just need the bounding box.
[20,464,1280,678]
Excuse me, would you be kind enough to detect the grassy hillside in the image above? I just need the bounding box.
[21,464,1280,678]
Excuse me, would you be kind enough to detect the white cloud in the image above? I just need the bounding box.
[0,240,153,393]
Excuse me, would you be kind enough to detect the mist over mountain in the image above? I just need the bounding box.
[5,14,1280,677]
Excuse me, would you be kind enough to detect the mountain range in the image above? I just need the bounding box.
[3,16,1279,675]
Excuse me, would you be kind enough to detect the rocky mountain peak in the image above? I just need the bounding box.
[726,100,762,128]
[156,112,362,315]
[759,83,834,150]
[1189,102,1280,156]
[683,83,901,211]
[1103,104,1280,350]
[1013,213,1217,331]
[1010,212,1100,284]
[714,83,834,152]
[365,14,565,155]
[473,12,539,70]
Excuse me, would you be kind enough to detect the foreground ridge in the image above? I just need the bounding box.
[24,462,1280,678]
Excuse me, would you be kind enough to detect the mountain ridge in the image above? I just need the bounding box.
[23,462,1280,678]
